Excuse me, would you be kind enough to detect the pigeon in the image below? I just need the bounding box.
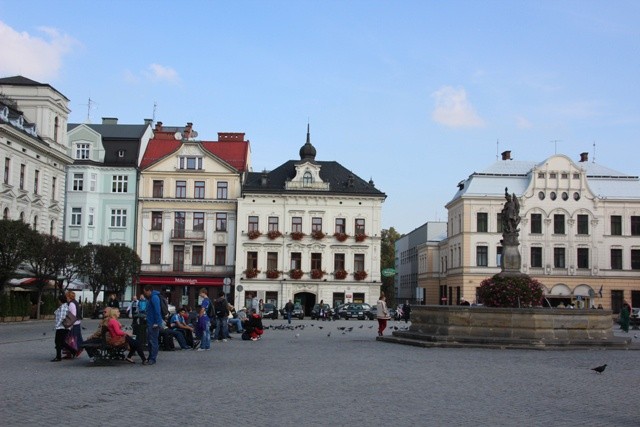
[359,325,364,329]
[368,325,374,329]
[42,332,46,336]
[591,364,607,374]
[318,326,323,329]
[327,332,331,337]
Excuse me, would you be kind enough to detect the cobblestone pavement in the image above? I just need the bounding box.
[0,318,638,426]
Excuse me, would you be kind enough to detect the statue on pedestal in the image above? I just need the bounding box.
[500,187,522,274]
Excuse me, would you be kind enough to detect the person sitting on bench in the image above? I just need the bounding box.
[106,307,147,364]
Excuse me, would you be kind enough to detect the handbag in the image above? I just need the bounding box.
[62,312,76,328]
[65,333,78,351]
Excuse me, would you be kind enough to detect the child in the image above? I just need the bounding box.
[195,305,211,350]
[244,309,264,341]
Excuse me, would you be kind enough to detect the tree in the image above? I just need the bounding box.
[107,245,141,297]
[380,227,402,308]
[0,219,38,292]
[51,240,83,297]
[24,233,64,319]
[78,244,107,306]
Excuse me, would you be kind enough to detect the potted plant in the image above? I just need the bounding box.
[289,269,303,279]
[247,230,262,240]
[266,269,280,279]
[311,230,326,240]
[334,269,348,280]
[353,270,368,281]
[245,268,260,279]
[290,231,305,240]
[333,232,349,242]
[355,233,367,242]
[310,269,325,279]
[267,230,282,240]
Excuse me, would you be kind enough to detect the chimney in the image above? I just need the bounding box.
[102,117,118,125]
[144,118,153,126]
[155,121,163,132]
[184,122,193,139]
[501,150,511,161]
[261,170,269,187]
[579,152,588,162]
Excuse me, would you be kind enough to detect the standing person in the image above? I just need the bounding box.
[258,298,264,315]
[107,293,120,309]
[319,299,326,320]
[376,295,391,337]
[620,300,631,333]
[402,300,412,324]
[195,305,211,351]
[65,291,83,358]
[127,296,138,319]
[143,285,162,365]
[248,293,260,316]
[52,295,76,362]
[213,291,229,342]
[284,299,294,324]
[106,308,147,364]
[199,288,214,333]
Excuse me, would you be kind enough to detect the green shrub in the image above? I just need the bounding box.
[477,274,544,308]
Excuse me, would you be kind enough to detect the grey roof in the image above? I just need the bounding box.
[68,122,150,167]
[68,123,149,140]
[243,160,386,197]
[0,75,69,101]
[0,98,47,146]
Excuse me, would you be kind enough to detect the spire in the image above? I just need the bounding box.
[299,122,316,161]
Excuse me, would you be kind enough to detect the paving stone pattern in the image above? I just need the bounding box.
[0,318,638,426]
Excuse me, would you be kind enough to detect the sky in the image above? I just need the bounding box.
[1,1,639,234]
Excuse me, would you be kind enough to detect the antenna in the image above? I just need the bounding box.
[496,139,499,160]
[152,101,157,124]
[550,139,562,154]
[592,141,596,163]
[82,97,97,123]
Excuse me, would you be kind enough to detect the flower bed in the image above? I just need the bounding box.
[477,274,544,308]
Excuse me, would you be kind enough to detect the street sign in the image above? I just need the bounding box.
[381,268,396,277]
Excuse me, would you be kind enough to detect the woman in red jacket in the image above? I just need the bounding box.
[106,308,147,364]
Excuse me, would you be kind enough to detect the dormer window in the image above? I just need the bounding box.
[303,171,313,186]
[118,149,125,158]
[75,143,90,160]
[179,156,203,170]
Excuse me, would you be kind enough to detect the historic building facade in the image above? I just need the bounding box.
[0,76,72,237]
[234,129,386,314]
[65,118,153,247]
[136,123,250,308]
[420,151,640,312]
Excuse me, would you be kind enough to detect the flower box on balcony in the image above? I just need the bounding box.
[290,231,305,241]
[310,269,325,279]
[333,232,349,242]
[247,230,262,240]
[245,268,260,279]
[311,230,325,240]
[289,269,303,279]
[355,233,367,242]
[334,269,348,280]
[266,269,280,279]
[353,270,368,281]
[267,230,282,240]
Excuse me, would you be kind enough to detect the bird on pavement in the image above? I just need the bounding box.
[327,332,331,337]
[591,364,607,374]
[318,326,323,329]
[359,325,364,329]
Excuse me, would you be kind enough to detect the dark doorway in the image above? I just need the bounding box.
[294,292,316,317]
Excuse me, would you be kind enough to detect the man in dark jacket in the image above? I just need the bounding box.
[284,300,294,324]
[402,301,411,324]
[143,285,162,365]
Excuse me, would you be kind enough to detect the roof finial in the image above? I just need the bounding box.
[306,121,310,145]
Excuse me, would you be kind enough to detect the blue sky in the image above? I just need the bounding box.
[1,1,639,234]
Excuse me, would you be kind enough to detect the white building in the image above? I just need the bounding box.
[235,128,386,315]
[0,76,72,236]
[420,151,640,312]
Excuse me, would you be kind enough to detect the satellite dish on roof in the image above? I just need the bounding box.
[190,130,198,138]
[174,131,182,140]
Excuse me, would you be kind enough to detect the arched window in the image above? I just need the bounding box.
[303,172,313,186]
[33,215,38,230]
[50,220,55,235]
[54,116,59,142]
[19,211,24,222]
[3,207,8,220]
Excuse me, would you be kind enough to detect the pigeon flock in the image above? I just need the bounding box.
[263,322,410,337]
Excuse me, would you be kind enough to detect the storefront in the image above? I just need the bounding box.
[137,276,227,309]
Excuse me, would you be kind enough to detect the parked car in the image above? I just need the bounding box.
[279,303,305,320]
[369,305,397,320]
[310,303,333,320]
[338,303,374,320]
[262,303,278,319]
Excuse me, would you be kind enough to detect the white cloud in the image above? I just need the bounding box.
[515,116,533,129]
[431,86,485,128]
[0,21,77,80]
[142,63,180,84]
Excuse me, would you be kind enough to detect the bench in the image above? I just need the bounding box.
[81,327,128,363]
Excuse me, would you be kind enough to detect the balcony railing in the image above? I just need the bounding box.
[141,264,234,274]
[170,229,205,240]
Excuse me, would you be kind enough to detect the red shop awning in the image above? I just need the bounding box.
[138,276,224,286]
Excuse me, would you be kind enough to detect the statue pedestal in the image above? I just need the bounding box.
[500,233,521,273]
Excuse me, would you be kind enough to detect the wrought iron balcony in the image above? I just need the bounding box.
[170,228,205,240]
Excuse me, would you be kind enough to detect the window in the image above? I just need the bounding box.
[554,247,566,268]
[611,249,622,270]
[611,216,622,236]
[173,246,185,272]
[477,213,488,232]
[268,216,279,232]
[110,209,127,227]
[267,252,278,271]
[248,216,259,232]
[3,157,9,184]
[3,208,8,220]
[632,250,640,270]
[90,173,97,192]
[312,217,322,232]
[247,251,258,269]
[311,253,322,270]
[179,156,203,170]
[194,181,205,199]
[216,213,227,231]
[33,170,39,194]
[496,213,503,233]
[496,246,503,267]
[175,181,186,198]
[72,173,83,191]
[150,212,162,230]
[355,218,365,235]
[192,246,203,266]
[152,180,164,198]
[292,217,302,233]
[537,172,545,179]
[19,164,25,190]
[75,143,90,160]
[32,215,38,230]
[214,246,226,266]
[554,214,565,234]
[118,150,125,158]
[530,247,542,268]
[354,254,365,272]
[290,252,301,270]
[577,248,589,269]
[150,244,162,265]
[217,182,228,199]
[54,117,59,142]
[334,253,345,271]
[476,246,488,267]
[112,175,128,193]
[561,173,568,179]
[88,207,94,226]
[531,213,542,234]
[303,172,312,186]
[549,172,557,179]
[71,207,82,226]
[174,212,185,236]
[193,212,205,231]
[335,218,346,234]
[49,220,54,235]
[51,177,56,200]
[632,216,640,236]
[577,214,589,235]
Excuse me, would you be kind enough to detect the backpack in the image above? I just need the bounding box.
[205,298,214,318]
[159,295,169,320]
[214,298,229,318]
